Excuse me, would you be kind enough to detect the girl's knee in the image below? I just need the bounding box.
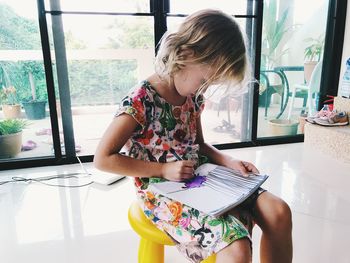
[255,194,292,232]
[277,199,292,219]
[268,199,292,231]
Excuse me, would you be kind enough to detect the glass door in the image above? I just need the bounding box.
[257,0,329,138]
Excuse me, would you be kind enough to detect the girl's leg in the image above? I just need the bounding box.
[253,191,293,263]
[216,238,252,263]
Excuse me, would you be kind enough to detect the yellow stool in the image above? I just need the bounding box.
[128,201,216,263]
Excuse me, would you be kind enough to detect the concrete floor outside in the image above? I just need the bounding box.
[3,96,306,161]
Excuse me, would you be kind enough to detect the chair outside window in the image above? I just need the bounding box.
[287,60,323,119]
[259,70,288,118]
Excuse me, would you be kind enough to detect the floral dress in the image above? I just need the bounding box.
[116,81,253,262]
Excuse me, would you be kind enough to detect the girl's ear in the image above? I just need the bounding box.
[178,48,195,59]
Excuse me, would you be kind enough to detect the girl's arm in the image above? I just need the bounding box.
[195,117,259,176]
[94,114,194,181]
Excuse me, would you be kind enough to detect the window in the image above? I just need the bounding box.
[46,0,256,160]
[44,0,150,13]
[166,2,256,145]
[0,0,54,160]
[47,13,155,156]
[0,0,346,168]
[257,0,329,138]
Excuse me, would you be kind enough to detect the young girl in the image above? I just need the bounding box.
[94,9,292,263]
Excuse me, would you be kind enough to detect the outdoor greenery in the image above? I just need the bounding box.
[0,86,18,105]
[0,61,47,103]
[0,63,10,88]
[64,16,153,106]
[259,0,293,109]
[68,60,137,105]
[0,3,46,103]
[0,4,41,49]
[0,119,27,135]
[261,0,290,70]
[21,61,47,102]
[0,3,154,107]
[304,35,324,62]
[106,18,153,49]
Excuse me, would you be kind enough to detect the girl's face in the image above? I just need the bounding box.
[173,63,214,97]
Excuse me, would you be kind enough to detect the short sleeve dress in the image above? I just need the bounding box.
[116,81,253,262]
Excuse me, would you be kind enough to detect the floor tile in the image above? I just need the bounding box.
[1,143,350,262]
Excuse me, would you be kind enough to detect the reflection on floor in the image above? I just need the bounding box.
[1,143,350,263]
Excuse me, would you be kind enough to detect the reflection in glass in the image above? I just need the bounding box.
[44,0,150,13]
[167,16,251,145]
[47,14,155,156]
[169,0,250,16]
[0,0,54,161]
[258,0,329,138]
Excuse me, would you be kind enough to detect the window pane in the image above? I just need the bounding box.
[169,0,252,16]
[168,16,252,145]
[44,0,150,13]
[47,14,155,156]
[0,0,55,161]
[257,0,329,138]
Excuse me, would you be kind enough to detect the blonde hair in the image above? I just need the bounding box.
[155,9,250,95]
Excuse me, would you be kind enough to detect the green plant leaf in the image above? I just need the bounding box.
[0,119,28,135]
[304,34,325,61]
[262,0,293,69]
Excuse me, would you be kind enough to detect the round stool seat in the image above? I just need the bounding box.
[128,201,174,246]
[128,201,216,263]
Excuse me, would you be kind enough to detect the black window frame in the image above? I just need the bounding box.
[0,0,347,170]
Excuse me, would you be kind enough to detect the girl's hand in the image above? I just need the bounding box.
[161,161,195,182]
[228,159,259,177]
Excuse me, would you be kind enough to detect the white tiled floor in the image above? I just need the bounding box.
[1,143,350,263]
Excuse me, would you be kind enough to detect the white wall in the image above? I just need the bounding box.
[338,4,350,95]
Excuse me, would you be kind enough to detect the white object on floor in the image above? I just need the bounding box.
[287,60,323,119]
[89,168,125,185]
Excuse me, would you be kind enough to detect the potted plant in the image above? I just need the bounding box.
[260,0,292,108]
[22,71,47,120]
[261,0,290,71]
[0,86,22,119]
[0,64,22,119]
[304,35,324,84]
[0,119,27,158]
